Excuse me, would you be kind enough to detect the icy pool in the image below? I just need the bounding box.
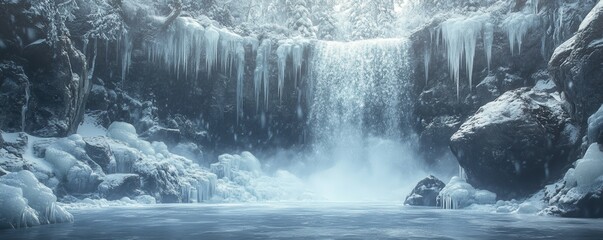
[1,202,602,239]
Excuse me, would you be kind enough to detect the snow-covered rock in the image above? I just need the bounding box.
[405,175,446,206]
[437,176,497,209]
[542,143,603,218]
[450,88,579,199]
[98,174,142,200]
[0,170,73,229]
[83,136,114,172]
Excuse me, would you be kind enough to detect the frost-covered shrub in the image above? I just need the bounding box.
[0,170,73,229]
[438,176,497,209]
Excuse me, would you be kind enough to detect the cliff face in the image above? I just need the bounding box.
[1,0,602,202]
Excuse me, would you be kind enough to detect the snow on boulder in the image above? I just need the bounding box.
[543,143,603,218]
[405,175,446,206]
[83,136,115,172]
[588,105,603,144]
[98,174,142,200]
[0,170,73,229]
[437,176,497,209]
[450,88,579,199]
[44,134,104,193]
[108,122,155,155]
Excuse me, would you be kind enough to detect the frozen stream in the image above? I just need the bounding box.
[2,202,602,239]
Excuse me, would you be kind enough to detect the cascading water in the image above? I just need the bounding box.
[305,39,427,201]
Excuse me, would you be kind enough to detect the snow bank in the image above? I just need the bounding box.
[438,176,497,209]
[0,170,73,229]
[570,143,603,188]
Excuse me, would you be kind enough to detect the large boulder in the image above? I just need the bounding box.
[549,1,603,125]
[450,88,580,199]
[405,175,446,206]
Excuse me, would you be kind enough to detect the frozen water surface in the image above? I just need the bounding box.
[2,202,602,240]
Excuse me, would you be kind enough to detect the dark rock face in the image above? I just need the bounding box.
[25,36,90,137]
[550,1,603,125]
[0,2,90,137]
[450,88,579,199]
[84,137,114,172]
[0,62,29,132]
[405,175,446,206]
[98,174,142,200]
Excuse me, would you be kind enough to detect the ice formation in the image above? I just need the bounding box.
[438,176,497,209]
[20,78,30,132]
[106,122,218,203]
[276,40,308,101]
[209,152,312,202]
[440,14,491,98]
[571,143,603,188]
[503,7,541,56]
[254,39,272,112]
[587,104,603,144]
[0,170,73,229]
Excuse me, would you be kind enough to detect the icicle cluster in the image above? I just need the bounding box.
[276,39,309,101]
[503,0,541,56]
[146,17,257,122]
[254,40,272,112]
[503,13,541,56]
[440,14,492,99]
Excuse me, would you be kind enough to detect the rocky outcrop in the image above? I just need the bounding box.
[405,175,446,206]
[542,143,603,218]
[84,137,115,173]
[549,1,603,125]
[0,1,91,137]
[450,88,579,199]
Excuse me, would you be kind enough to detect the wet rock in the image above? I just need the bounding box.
[405,175,446,206]
[84,137,114,172]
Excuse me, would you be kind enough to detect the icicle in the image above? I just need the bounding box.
[254,40,272,112]
[277,43,291,101]
[204,27,220,77]
[503,13,541,56]
[21,79,30,132]
[440,14,489,98]
[423,42,430,84]
[89,38,98,80]
[263,41,272,110]
[483,23,493,71]
[120,31,132,83]
[291,44,303,88]
[236,43,245,123]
